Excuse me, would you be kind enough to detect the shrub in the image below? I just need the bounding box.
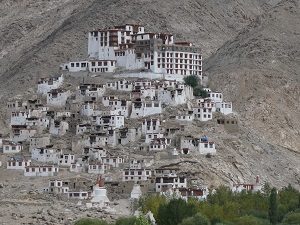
[193,86,208,98]
[183,75,199,88]
[282,212,300,224]
[115,217,136,225]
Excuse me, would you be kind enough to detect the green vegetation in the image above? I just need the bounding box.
[157,199,197,225]
[269,188,278,224]
[183,75,208,97]
[183,75,199,88]
[74,218,110,225]
[75,184,300,225]
[115,217,136,225]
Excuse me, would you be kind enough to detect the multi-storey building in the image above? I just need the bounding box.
[62,24,202,80]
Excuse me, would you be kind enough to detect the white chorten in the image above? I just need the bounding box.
[130,184,142,199]
[91,176,109,205]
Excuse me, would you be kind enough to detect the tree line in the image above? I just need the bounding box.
[75,184,300,225]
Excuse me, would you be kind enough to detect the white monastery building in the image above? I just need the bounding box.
[61,24,202,81]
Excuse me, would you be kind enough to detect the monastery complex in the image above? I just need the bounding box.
[61,24,202,81]
[0,24,261,212]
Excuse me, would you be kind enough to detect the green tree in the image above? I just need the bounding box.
[234,215,270,225]
[178,213,211,225]
[115,217,136,225]
[134,215,151,225]
[207,186,233,206]
[277,184,300,222]
[157,199,197,225]
[74,218,110,225]
[263,182,272,196]
[139,194,166,220]
[281,212,300,224]
[193,86,208,97]
[183,75,199,88]
[269,188,278,224]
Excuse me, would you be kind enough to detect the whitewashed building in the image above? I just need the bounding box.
[157,85,193,106]
[193,107,213,121]
[204,88,223,103]
[2,140,23,154]
[77,83,106,101]
[142,119,161,134]
[37,75,64,95]
[199,141,216,155]
[29,136,51,151]
[47,89,70,107]
[82,147,107,160]
[80,101,97,117]
[122,168,152,182]
[70,159,86,173]
[145,132,164,144]
[58,154,75,166]
[106,79,134,92]
[11,125,37,142]
[24,165,59,177]
[175,113,194,123]
[129,158,154,169]
[63,24,202,80]
[131,100,162,118]
[216,102,233,115]
[155,175,187,192]
[149,138,171,151]
[61,60,116,73]
[101,156,124,168]
[31,147,61,163]
[76,123,92,135]
[95,115,124,129]
[11,111,30,126]
[7,157,31,170]
[88,162,111,174]
[181,136,216,155]
[49,120,69,136]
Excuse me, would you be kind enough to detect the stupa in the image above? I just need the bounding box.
[90,176,110,206]
[130,183,142,199]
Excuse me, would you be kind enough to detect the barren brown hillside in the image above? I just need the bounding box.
[205,0,300,151]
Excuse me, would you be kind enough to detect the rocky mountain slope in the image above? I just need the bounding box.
[0,0,281,91]
[205,0,300,152]
[0,0,299,187]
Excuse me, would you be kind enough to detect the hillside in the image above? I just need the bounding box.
[0,0,299,188]
[205,0,300,151]
[0,0,279,92]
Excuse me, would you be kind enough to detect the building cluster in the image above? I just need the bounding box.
[61,24,202,81]
[0,24,248,206]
